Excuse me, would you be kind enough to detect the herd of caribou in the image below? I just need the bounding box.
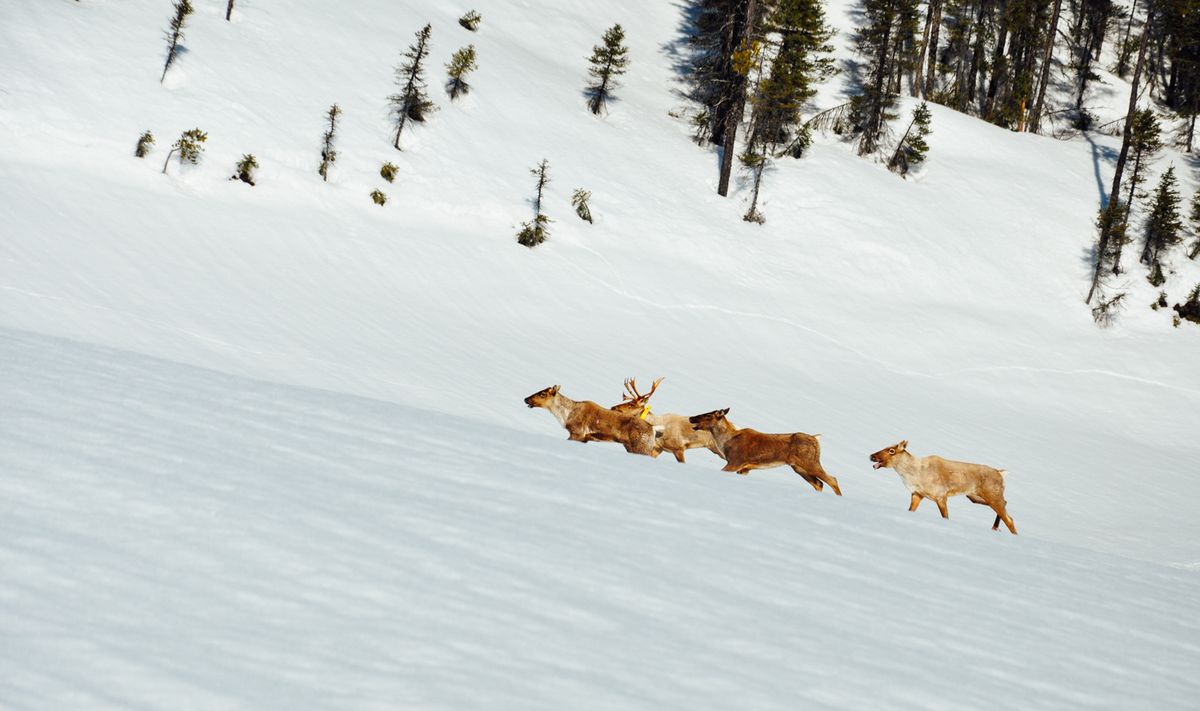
[524,378,1017,535]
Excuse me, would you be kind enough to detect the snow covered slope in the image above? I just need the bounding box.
[2,0,1199,707]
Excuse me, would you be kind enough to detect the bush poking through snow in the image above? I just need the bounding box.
[1174,284,1200,326]
[160,0,194,83]
[318,103,341,182]
[161,128,207,174]
[135,131,155,158]
[458,10,481,31]
[572,188,593,224]
[380,162,398,183]
[231,154,258,186]
[446,45,478,100]
[1189,189,1200,260]
[517,159,551,247]
[1091,290,1127,327]
[370,189,388,206]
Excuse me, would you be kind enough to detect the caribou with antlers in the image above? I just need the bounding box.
[609,378,721,463]
[524,385,660,457]
[688,408,842,494]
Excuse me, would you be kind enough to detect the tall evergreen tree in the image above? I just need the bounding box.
[586,24,631,115]
[850,0,921,155]
[1088,0,1155,304]
[1141,165,1183,283]
[1069,0,1118,125]
[160,0,194,83]
[389,24,436,150]
[446,45,478,99]
[1121,108,1163,219]
[1028,0,1064,132]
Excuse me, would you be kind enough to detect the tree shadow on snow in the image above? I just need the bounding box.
[1082,132,1119,207]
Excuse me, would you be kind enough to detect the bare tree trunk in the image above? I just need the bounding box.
[1028,0,1064,132]
[225,0,234,21]
[1087,0,1155,303]
[915,1,934,97]
[925,0,943,98]
[717,0,759,197]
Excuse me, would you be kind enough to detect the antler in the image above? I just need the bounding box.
[621,377,664,404]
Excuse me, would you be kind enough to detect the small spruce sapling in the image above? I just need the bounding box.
[1141,165,1183,285]
[135,131,155,158]
[1090,290,1128,327]
[161,0,194,83]
[740,147,768,224]
[161,128,207,174]
[371,189,388,206]
[231,154,258,185]
[458,10,481,31]
[572,188,593,223]
[390,24,436,150]
[446,45,478,100]
[517,159,551,247]
[318,103,341,181]
[380,162,398,183]
[888,102,932,177]
[585,24,630,115]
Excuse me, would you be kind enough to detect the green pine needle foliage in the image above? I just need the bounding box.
[232,153,258,185]
[446,45,478,100]
[458,10,481,31]
[135,131,155,158]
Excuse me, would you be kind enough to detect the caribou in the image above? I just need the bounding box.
[609,378,722,464]
[688,408,841,494]
[524,385,660,457]
[869,440,1016,534]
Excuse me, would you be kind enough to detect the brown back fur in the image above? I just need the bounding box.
[524,385,659,457]
[688,409,841,495]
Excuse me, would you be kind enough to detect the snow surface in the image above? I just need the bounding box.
[2,0,1199,708]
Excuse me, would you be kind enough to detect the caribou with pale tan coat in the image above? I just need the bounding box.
[609,378,721,464]
[524,385,660,457]
[869,440,1016,534]
[688,408,842,494]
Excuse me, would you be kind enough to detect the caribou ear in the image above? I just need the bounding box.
[721,408,730,416]
[552,385,561,395]
[899,440,908,450]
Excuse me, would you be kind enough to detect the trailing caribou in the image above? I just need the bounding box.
[868,440,1016,534]
[609,378,721,463]
[688,408,841,494]
[524,385,660,457]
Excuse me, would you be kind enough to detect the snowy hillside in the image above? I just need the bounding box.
[2,0,1199,708]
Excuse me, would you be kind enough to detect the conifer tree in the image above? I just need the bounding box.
[135,131,155,158]
[161,0,194,83]
[390,24,436,150]
[231,154,258,186]
[740,147,768,223]
[459,10,482,31]
[371,189,388,206]
[850,0,920,155]
[586,24,630,115]
[517,159,551,247]
[1111,108,1164,271]
[380,162,398,183]
[446,45,478,100]
[1140,166,1183,283]
[1088,2,1154,304]
[1174,282,1200,325]
[318,103,341,182]
[161,128,207,174]
[1190,189,1200,259]
[887,101,932,176]
[572,188,593,223]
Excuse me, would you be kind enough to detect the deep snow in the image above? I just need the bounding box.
[1,0,1199,708]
